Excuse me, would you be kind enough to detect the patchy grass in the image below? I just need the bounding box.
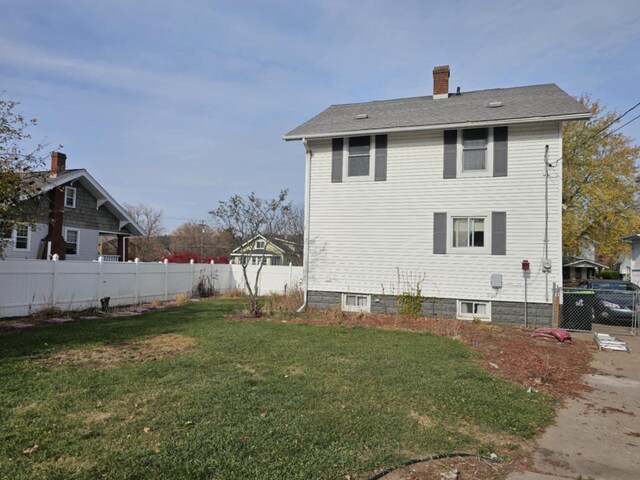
[38,333,196,369]
[1,299,556,479]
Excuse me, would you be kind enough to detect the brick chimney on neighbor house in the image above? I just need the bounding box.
[45,151,68,259]
[50,151,67,177]
[433,65,450,99]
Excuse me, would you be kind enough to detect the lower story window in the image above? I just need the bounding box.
[65,229,79,255]
[251,256,266,265]
[457,300,491,321]
[342,293,371,312]
[14,225,29,250]
[452,217,485,248]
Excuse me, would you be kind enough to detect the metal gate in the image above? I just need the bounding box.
[555,286,639,336]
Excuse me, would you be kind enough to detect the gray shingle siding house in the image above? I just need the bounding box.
[285,65,590,324]
[3,152,143,261]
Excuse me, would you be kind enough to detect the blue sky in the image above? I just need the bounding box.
[1,0,639,230]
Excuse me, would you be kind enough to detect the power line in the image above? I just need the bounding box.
[551,99,640,167]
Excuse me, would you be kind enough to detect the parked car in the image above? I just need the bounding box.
[576,279,640,325]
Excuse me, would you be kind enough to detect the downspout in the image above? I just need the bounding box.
[297,138,312,312]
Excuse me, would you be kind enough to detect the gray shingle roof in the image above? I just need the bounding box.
[284,83,590,140]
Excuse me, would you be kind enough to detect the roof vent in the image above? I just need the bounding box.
[456,86,461,96]
[488,101,503,108]
[355,113,369,120]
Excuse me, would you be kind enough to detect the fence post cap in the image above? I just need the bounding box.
[135,257,140,263]
[52,254,59,262]
[210,260,215,265]
[190,259,195,264]
[98,256,104,263]
[164,259,169,264]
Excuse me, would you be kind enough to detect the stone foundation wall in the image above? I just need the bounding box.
[307,290,552,326]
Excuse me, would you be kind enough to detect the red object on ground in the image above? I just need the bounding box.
[532,328,572,343]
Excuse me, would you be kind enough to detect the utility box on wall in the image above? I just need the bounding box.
[491,274,502,289]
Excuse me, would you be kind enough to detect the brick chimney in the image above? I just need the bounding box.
[433,65,450,99]
[51,151,67,177]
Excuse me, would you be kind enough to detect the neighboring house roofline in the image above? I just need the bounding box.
[231,233,302,255]
[562,258,608,269]
[283,112,590,141]
[32,169,144,236]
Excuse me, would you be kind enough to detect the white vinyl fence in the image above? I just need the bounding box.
[0,259,302,318]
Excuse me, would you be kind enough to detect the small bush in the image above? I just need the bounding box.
[263,287,304,315]
[175,293,189,304]
[193,276,216,298]
[221,288,246,298]
[598,269,621,280]
[397,289,423,318]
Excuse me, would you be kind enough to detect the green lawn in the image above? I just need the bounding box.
[0,299,554,479]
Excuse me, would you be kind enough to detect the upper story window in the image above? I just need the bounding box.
[347,136,371,177]
[443,126,507,179]
[462,128,488,172]
[452,217,485,248]
[331,135,387,183]
[255,240,266,250]
[65,186,77,208]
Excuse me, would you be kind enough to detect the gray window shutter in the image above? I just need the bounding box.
[331,138,343,183]
[375,135,387,181]
[443,130,457,179]
[491,212,506,255]
[433,212,447,254]
[493,127,508,177]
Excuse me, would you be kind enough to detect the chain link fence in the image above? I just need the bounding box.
[556,286,640,336]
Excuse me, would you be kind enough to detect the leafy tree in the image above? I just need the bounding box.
[0,97,47,257]
[209,190,291,316]
[124,203,165,261]
[562,96,640,265]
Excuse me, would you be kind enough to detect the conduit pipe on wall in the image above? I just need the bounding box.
[297,138,312,312]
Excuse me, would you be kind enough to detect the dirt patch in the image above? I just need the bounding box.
[83,411,113,425]
[39,334,195,368]
[240,312,594,400]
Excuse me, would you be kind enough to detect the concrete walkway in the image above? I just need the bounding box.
[508,332,640,480]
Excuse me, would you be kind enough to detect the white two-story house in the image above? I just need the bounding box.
[284,66,590,325]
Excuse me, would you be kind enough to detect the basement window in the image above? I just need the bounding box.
[342,293,371,313]
[457,300,491,321]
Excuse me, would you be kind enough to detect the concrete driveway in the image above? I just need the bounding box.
[508,332,640,480]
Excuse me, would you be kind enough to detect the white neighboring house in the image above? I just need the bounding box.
[621,235,640,285]
[283,65,590,324]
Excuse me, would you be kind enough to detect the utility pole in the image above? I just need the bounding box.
[199,221,205,263]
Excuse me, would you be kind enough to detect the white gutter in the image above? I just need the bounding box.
[283,112,591,141]
[297,138,312,313]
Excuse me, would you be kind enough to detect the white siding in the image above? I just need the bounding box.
[3,223,48,260]
[306,122,563,304]
[64,227,99,261]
